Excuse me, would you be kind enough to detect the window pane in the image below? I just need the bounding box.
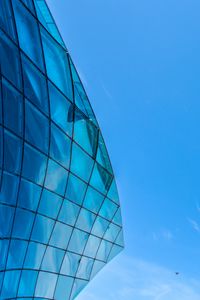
[41,28,72,100]
[58,199,80,226]
[25,99,49,153]
[35,272,57,298]
[65,173,87,205]
[38,189,62,219]
[12,208,34,239]
[68,229,89,255]
[7,240,28,269]
[49,222,72,249]
[12,0,44,70]
[0,172,19,206]
[18,270,38,297]
[55,275,73,300]
[60,251,80,276]
[31,214,54,244]
[76,209,96,233]
[83,186,104,214]
[24,242,46,269]
[4,130,22,174]
[42,246,64,272]
[0,0,16,40]
[18,178,41,211]
[45,159,68,195]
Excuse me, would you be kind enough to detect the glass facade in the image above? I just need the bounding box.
[0,0,124,299]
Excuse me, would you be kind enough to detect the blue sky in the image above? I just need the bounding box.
[47,1,200,299]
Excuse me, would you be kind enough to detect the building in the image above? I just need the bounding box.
[0,0,124,299]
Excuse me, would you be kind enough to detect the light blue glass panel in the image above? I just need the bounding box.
[31,215,54,244]
[96,132,113,174]
[74,109,98,156]
[76,257,94,280]
[0,205,14,238]
[25,99,49,153]
[50,222,72,249]
[76,209,96,233]
[34,0,65,48]
[65,173,87,205]
[92,216,109,238]
[4,130,22,174]
[45,159,68,195]
[20,0,35,13]
[7,240,28,269]
[60,252,80,277]
[96,240,113,261]
[84,235,101,258]
[83,186,104,214]
[107,245,123,263]
[107,178,120,205]
[18,178,41,211]
[0,30,22,89]
[35,272,57,298]
[115,229,124,247]
[12,0,44,71]
[2,78,23,136]
[70,279,88,300]
[24,242,46,269]
[104,223,121,243]
[22,143,47,185]
[58,199,80,226]
[1,270,20,299]
[55,276,73,300]
[0,0,16,40]
[50,123,71,168]
[38,189,62,219]
[42,246,64,272]
[112,208,123,226]
[90,260,105,279]
[0,240,9,270]
[90,163,113,195]
[99,198,118,221]
[71,143,94,182]
[22,55,49,114]
[0,172,19,206]
[18,270,38,297]
[48,81,72,136]
[68,229,89,255]
[41,28,72,100]
[12,208,35,239]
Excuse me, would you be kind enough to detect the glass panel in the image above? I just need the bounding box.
[12,0,44,71]
[84,235,101,258]
[96,239,113,261]
[0,239,9,271]
[38,189,62,219]
[107,178,120,205]
[22,143,47,185]
[1,271,20,299]
[60,251,80,276]
[76,209,96,233]
[83,186,104,214]
[90,260,105,279]
[107,244,123,263]
[12,208,35,239]
[4,130,22,174]
[92,216,109,238]
[68,229,89,255]
[0,0,16,40]
[115,229,124,247]
[50,123,71,169]
[49,222,72,249]
[7,240,28,269]
[18,178,41,211]
[112,208,123,226]
[74,108,98,156]
[2,78,23,136]
[65,173,87,205]
[20,0,35,13]
[48,81,73,136]
[42,246,64,272]
[22,55,49,114]
[70,278,88,300]
[0,205,14,238]
[31,214,54,244]
[90,163,113,195]
[25,99,49,153]
[96,132,113,174]
[0,172,19,206]
[54,275,73,300]
[24,242,46,269]
[18,270,38,297]
[0,30,22,89]
[99,198,118,221]
[58,199,80,226]
[71,143,94,182]
[104,223,121,243]
[35,272,57,298]
[45,159,68,195]
[77,257,94,280]
[41,27,72,100]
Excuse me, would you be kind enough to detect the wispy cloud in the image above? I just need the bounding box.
[188,218,200,233]
[77,254,200,300]
[152,229,173,241]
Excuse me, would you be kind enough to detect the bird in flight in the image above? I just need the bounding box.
[175,272,179,275]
